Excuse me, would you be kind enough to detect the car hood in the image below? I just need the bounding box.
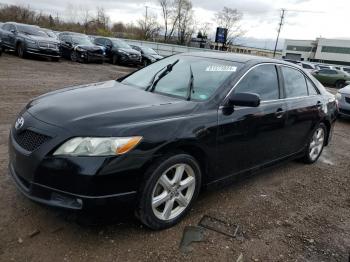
[146,54,163,60]
[74,45,103,51]
[339,85,350,94]
[118,48,140,55]
[26,35,59,44]
[26,80,196,134]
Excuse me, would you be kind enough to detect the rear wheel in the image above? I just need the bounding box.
[302,123,327,164]
[136,153,201,230]
[335,80,345,89]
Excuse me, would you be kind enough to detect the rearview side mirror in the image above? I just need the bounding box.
[228,92,261,107]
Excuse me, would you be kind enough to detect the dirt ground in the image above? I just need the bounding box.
[0,53,349,262]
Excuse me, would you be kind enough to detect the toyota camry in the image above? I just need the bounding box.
[8,52,337,230]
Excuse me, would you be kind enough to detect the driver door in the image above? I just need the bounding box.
[216,64,288,179]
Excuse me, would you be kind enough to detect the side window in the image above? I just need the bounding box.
[234,64,279,101]
[95,38,106,46]
[302,64,313,69]
[3,24,10,31]
[329,70,338,75]
[281,66,308,98]
[306,78,319,95]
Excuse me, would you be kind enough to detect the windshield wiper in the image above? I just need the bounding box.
[145,59,179,92]
[186,65,194,101]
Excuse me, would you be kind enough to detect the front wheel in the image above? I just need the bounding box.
[136,154,201,230]
[302,123,327,164]
[16,43,26,58]
[70,51,78,62]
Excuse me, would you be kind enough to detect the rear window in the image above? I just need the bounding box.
[122,56,241,101]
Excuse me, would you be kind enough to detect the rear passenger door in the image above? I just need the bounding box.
[280,65,322,155]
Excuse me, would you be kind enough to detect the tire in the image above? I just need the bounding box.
[301,123,327,164]
[143,59,149,67]
[136,153,201,230]
[16,43,26,58]
[70,51,78,62]
[335,80,345,89]
[112,54,119,65]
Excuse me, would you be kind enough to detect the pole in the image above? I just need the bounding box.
[273,9,285,58]
[145,6,149,22]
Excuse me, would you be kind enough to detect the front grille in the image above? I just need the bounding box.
[89,49,103,55]
[38,42,58,50]
[14,129,51,152]
[345,96,350,104]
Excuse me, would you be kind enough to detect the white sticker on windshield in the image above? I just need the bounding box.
[205,65,237,72]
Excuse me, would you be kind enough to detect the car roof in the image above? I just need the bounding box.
[4,22,39,27]
[180,52,292,65]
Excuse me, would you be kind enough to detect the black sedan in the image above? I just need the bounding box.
[8,53,337,229]
[130,45,163,66]
[58,33,105,63]
[94,37,141,65]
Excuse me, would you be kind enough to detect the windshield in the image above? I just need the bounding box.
[140,47,157,55]
[17,25,47,37]
[72,36,93,46]
[112,39,131,49]
[122,55,242,101]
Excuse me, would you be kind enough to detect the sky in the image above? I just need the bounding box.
[1,0,350,48]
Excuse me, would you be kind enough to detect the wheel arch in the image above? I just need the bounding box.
[141,141,212,187]
[321,119,331,146]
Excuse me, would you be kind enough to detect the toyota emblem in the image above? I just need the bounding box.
[15,116,24,130]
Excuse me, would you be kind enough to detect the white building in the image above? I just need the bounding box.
[282,38,350,65]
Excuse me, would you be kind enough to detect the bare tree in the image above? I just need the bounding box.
[137,12,161,40]
[215,7,244,45]
[174,0,194,45]
[159,0,171,41]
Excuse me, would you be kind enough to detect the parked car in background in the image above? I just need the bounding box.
[283,59,300,64]
[94,37,141,65]
[130,45,163,66]
[336,85,350,117]
[312,69,350,88]
[42,29,58,40]
[58,32,105,63]
[315,64,334,70]
[339,66,350,74]
[8,52,337,230]
[0,22,60,61]
[299,62,316,72]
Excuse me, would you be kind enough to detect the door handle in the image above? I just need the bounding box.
[275,108,285,119]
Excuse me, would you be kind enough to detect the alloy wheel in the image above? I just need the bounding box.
[309,127,325,161]
[151,163,196,221]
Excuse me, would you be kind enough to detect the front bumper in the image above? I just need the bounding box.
[337,94,350,116]
[26,47,60,58]
[7,112,149,210]
[119,54,142,64]
[9,164,137,210]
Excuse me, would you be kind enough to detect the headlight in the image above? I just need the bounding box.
[53,136,142,156]
[76,47,86,52]
[335,93,342,100]
[25,39,37,45]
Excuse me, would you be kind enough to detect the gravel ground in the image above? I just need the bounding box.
[0,53,349,262]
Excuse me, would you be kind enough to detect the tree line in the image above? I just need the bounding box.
[0,2,244,46]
